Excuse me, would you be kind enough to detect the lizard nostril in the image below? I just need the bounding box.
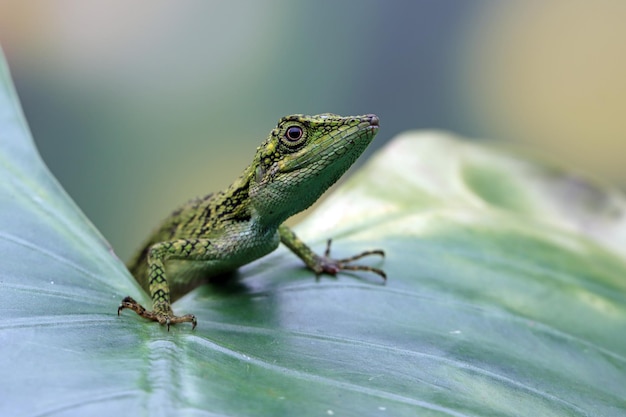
[368,114,379,127]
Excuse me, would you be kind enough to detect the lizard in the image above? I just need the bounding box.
[118,113,385,330]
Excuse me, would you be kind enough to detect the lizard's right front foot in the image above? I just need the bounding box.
[117,296,197,330]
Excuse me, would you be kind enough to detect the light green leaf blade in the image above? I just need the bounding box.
[1,49,625,417]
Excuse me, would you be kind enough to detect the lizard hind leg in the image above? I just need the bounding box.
[118,239,208,330]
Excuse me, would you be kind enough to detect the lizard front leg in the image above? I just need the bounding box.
[118,238,213,330]
[278,224,386,280]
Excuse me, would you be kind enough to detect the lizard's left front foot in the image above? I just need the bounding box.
[118,296,197,330]
[315,239,386,281]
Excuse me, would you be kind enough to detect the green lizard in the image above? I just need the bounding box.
[118,113,385,329]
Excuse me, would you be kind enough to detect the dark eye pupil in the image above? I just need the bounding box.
[286,126,303,141]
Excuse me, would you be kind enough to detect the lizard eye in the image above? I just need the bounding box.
[285,126,303,142]
[279,123,307,150]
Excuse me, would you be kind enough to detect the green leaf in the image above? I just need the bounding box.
[1,50,625,416]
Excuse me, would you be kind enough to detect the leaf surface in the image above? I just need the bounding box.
[1,52,624,417]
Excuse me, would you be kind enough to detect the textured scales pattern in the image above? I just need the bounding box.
[119,113,385,329]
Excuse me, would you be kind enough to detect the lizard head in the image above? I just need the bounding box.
[250,113,379,223]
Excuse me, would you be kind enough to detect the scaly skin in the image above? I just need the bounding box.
[118,113,385,329]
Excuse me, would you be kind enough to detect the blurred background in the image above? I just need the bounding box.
[1,1,625,259]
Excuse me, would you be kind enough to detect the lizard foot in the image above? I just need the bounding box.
[117,296,197,330]
[315,239,386,281]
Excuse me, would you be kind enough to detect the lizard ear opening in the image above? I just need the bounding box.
[255,164,266,183]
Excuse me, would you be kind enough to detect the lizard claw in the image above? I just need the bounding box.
[118,296,197,330]
[316,239,386,281]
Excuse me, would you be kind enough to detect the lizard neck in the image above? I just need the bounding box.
[247,165,332,230]
[236,162,293,230]
[217,163,287,232]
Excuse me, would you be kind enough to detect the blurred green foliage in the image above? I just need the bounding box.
[2,1,626,259]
